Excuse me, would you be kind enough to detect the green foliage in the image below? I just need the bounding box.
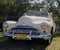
[54,16,60,24]
[31,3,40,11]
[0,0,15,20]
[0,0,60,24]
[0,0,29,21]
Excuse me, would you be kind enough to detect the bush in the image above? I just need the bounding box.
[54,31,60,36]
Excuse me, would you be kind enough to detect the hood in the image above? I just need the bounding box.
[23,15,51,22]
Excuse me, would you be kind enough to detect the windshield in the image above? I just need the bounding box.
[26,11,48,17]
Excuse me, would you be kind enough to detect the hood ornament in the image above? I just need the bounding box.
[22,23,28,26]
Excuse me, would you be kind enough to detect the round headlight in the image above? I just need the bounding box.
[41,22,48,29]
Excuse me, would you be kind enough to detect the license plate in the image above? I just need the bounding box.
[17,34,26,39]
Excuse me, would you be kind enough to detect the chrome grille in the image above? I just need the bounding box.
[11,29,38,34]
[11,25,38,34]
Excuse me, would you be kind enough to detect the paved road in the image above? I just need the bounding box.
[0,39,49,50]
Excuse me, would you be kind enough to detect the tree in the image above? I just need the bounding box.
[0,0,29,21]
[0,0,15,21]
[31,3,40,11]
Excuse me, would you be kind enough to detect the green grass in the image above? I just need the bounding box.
[0,32,3,38]
[0,32,8,42]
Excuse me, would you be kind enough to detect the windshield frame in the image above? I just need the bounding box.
[26,11,48,17]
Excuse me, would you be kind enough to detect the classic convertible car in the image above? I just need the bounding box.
[3,11,56,43]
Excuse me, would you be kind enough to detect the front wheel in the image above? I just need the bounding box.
[47,28,53,44]
[47,36,52,44]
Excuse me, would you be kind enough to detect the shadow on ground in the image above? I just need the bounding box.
[0,39,50,50]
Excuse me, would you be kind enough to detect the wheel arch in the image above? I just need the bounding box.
[51,27,53,35]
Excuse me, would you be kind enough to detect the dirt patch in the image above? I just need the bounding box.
[46,37,60,50]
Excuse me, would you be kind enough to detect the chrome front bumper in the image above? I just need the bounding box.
[3,32,51,40]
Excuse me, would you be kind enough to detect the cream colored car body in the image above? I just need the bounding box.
[17,15,55,34]
[3,11,55,43]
